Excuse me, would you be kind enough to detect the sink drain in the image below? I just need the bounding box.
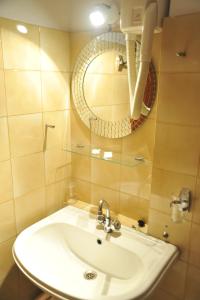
[84,270,97,280]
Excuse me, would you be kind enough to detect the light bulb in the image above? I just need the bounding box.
[89,3,119,28]
[16,24,28,34]
[89,10,105,27]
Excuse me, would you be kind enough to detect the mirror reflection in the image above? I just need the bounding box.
[83,51,129,122]
[72,32,156,138]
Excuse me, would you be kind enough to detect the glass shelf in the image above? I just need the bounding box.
[64,144,149,168]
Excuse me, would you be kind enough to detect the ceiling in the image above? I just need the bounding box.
[0,0,120,32]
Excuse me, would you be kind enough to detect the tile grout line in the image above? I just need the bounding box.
[38,25,48,217]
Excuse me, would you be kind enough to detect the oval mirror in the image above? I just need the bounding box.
[72,32,156,138]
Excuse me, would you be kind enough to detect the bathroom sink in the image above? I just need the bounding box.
[13,206,179,300]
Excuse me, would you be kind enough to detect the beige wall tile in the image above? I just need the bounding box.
[113,74,129,104]
[148,209,191,261]
[1,19,40,70]
[43,110,68,150]
[0,117,10,162]
[91,183,119,213]
[148,209,191,262]
[15,188,45,233]
[42,71,70,111]
[0,18,72,297]
[69,31,92,72]
[84,74,114,107]
[0,201,16,243]
[46,181,67,215]
[12,152,45,198]
[0,39,4,69]
[160,14,200,73]
[154,123,200,176]
[122,118,156,161]
[70,109,91,146]
[120,163,152,200]
[91,133,122,153]
[86,51,117,75]
[91,158,120,190]
[8,113,43,157]
[84,67,130,119]
[157,73,200,126]
[0,238,15,282]
[72,153,91,182]
[45,149,69,185]
[150,168,195,219]
[189,223,200,269]
[0,160,13,204]
[71,179,91,204]
[159,260,187,299]
[151,32,162,73]
[40,27,70,71]
[185,265,200,300]
[0,70,6,116]
[5,70,42,115]
[149,96,158,120]
[63,109,71,148]
[119,193,149,223]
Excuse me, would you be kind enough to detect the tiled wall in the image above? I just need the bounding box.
[69,31,161,222]
[148,13,200,300]
[1,11,199,300]
[0,18,71,299]
[70,13,200,300]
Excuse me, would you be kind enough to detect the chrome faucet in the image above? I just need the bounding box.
[97,199,121,233]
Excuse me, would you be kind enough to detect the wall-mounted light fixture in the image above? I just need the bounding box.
[89,2,119,27]
[16,24,28,34]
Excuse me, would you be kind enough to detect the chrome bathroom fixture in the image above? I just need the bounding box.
[170,188,191,223]
[116,54,127,71]
[89,2,119,28]
[170,188,191,212]
[162,225,169,242]
[176,51,187,57]
[43,124,55,151]
[97,199,121,233]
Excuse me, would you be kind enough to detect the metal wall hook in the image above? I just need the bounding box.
[163,225,169,242]
[116,55,127,72]
[43,124,55,151]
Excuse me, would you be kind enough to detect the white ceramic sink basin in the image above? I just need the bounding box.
[13,206,179,300]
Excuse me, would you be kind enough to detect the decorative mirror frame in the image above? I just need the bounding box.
[72,32,157,138]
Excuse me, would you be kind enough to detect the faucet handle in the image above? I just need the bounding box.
[112,219,121,230]
[97,213,105,224]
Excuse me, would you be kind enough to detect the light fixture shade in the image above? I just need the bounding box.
[16,24,28,34]
[89,9,106,27]
[89,3,119,27]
